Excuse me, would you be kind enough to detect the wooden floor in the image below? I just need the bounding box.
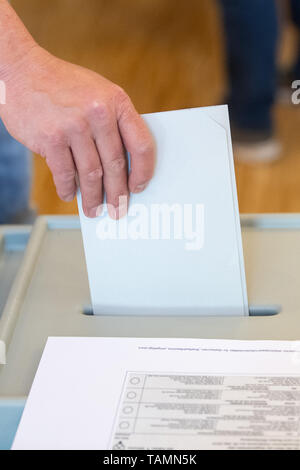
[12,0,300,214]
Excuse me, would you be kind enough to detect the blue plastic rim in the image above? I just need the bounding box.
[0,399,25,450]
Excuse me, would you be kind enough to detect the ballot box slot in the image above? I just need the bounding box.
[82,304,281,317]
[248,305,281,316]
[83,305,94,316]
[241,213,300,229]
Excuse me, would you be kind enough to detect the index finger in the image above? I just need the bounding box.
[117,95,155,194]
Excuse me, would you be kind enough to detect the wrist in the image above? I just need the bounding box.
[0,38,38,83]
[0,0,39,83]
[0,40,41,119]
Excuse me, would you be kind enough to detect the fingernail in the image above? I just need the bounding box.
[108,205,117,220]
[107,201,128,220]
[118,200,128,219]
[88,205,103,218]
[134,182,148,193]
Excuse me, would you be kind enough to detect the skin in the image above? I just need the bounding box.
[0,0,155,219]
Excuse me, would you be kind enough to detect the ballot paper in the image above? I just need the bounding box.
[13,337,300,450]
[78,106,248,316]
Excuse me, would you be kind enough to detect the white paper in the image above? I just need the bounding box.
[78,105,248,316]
[13,337,300,450]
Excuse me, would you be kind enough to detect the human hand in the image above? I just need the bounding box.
[0,45,155,219]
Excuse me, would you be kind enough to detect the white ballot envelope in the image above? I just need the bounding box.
[78,105,248,316]
[13,337,300,450]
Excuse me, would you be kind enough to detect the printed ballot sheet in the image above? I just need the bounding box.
[78,106,248,316]
[13,337,300,450]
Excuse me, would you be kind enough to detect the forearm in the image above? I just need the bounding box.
[0,0,37,81]
[0,0,155,218]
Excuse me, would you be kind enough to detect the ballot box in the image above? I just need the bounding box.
[0,214,300,449]
[0,225,31,449]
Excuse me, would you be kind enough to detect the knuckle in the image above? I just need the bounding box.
[114,86,129,104]
[57,189,75,201]
[109,192,128,207]
[45,157,76,181]
[54,172,76,201]
[88,100,110,122]
[106,157,126,175]
[43,128,66,147]
[57,169,77,184]
[136,138,154,158]
[67,117,89,136]
[116,89,132,116]
[84,167,103,183]
[55,181,76,200]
